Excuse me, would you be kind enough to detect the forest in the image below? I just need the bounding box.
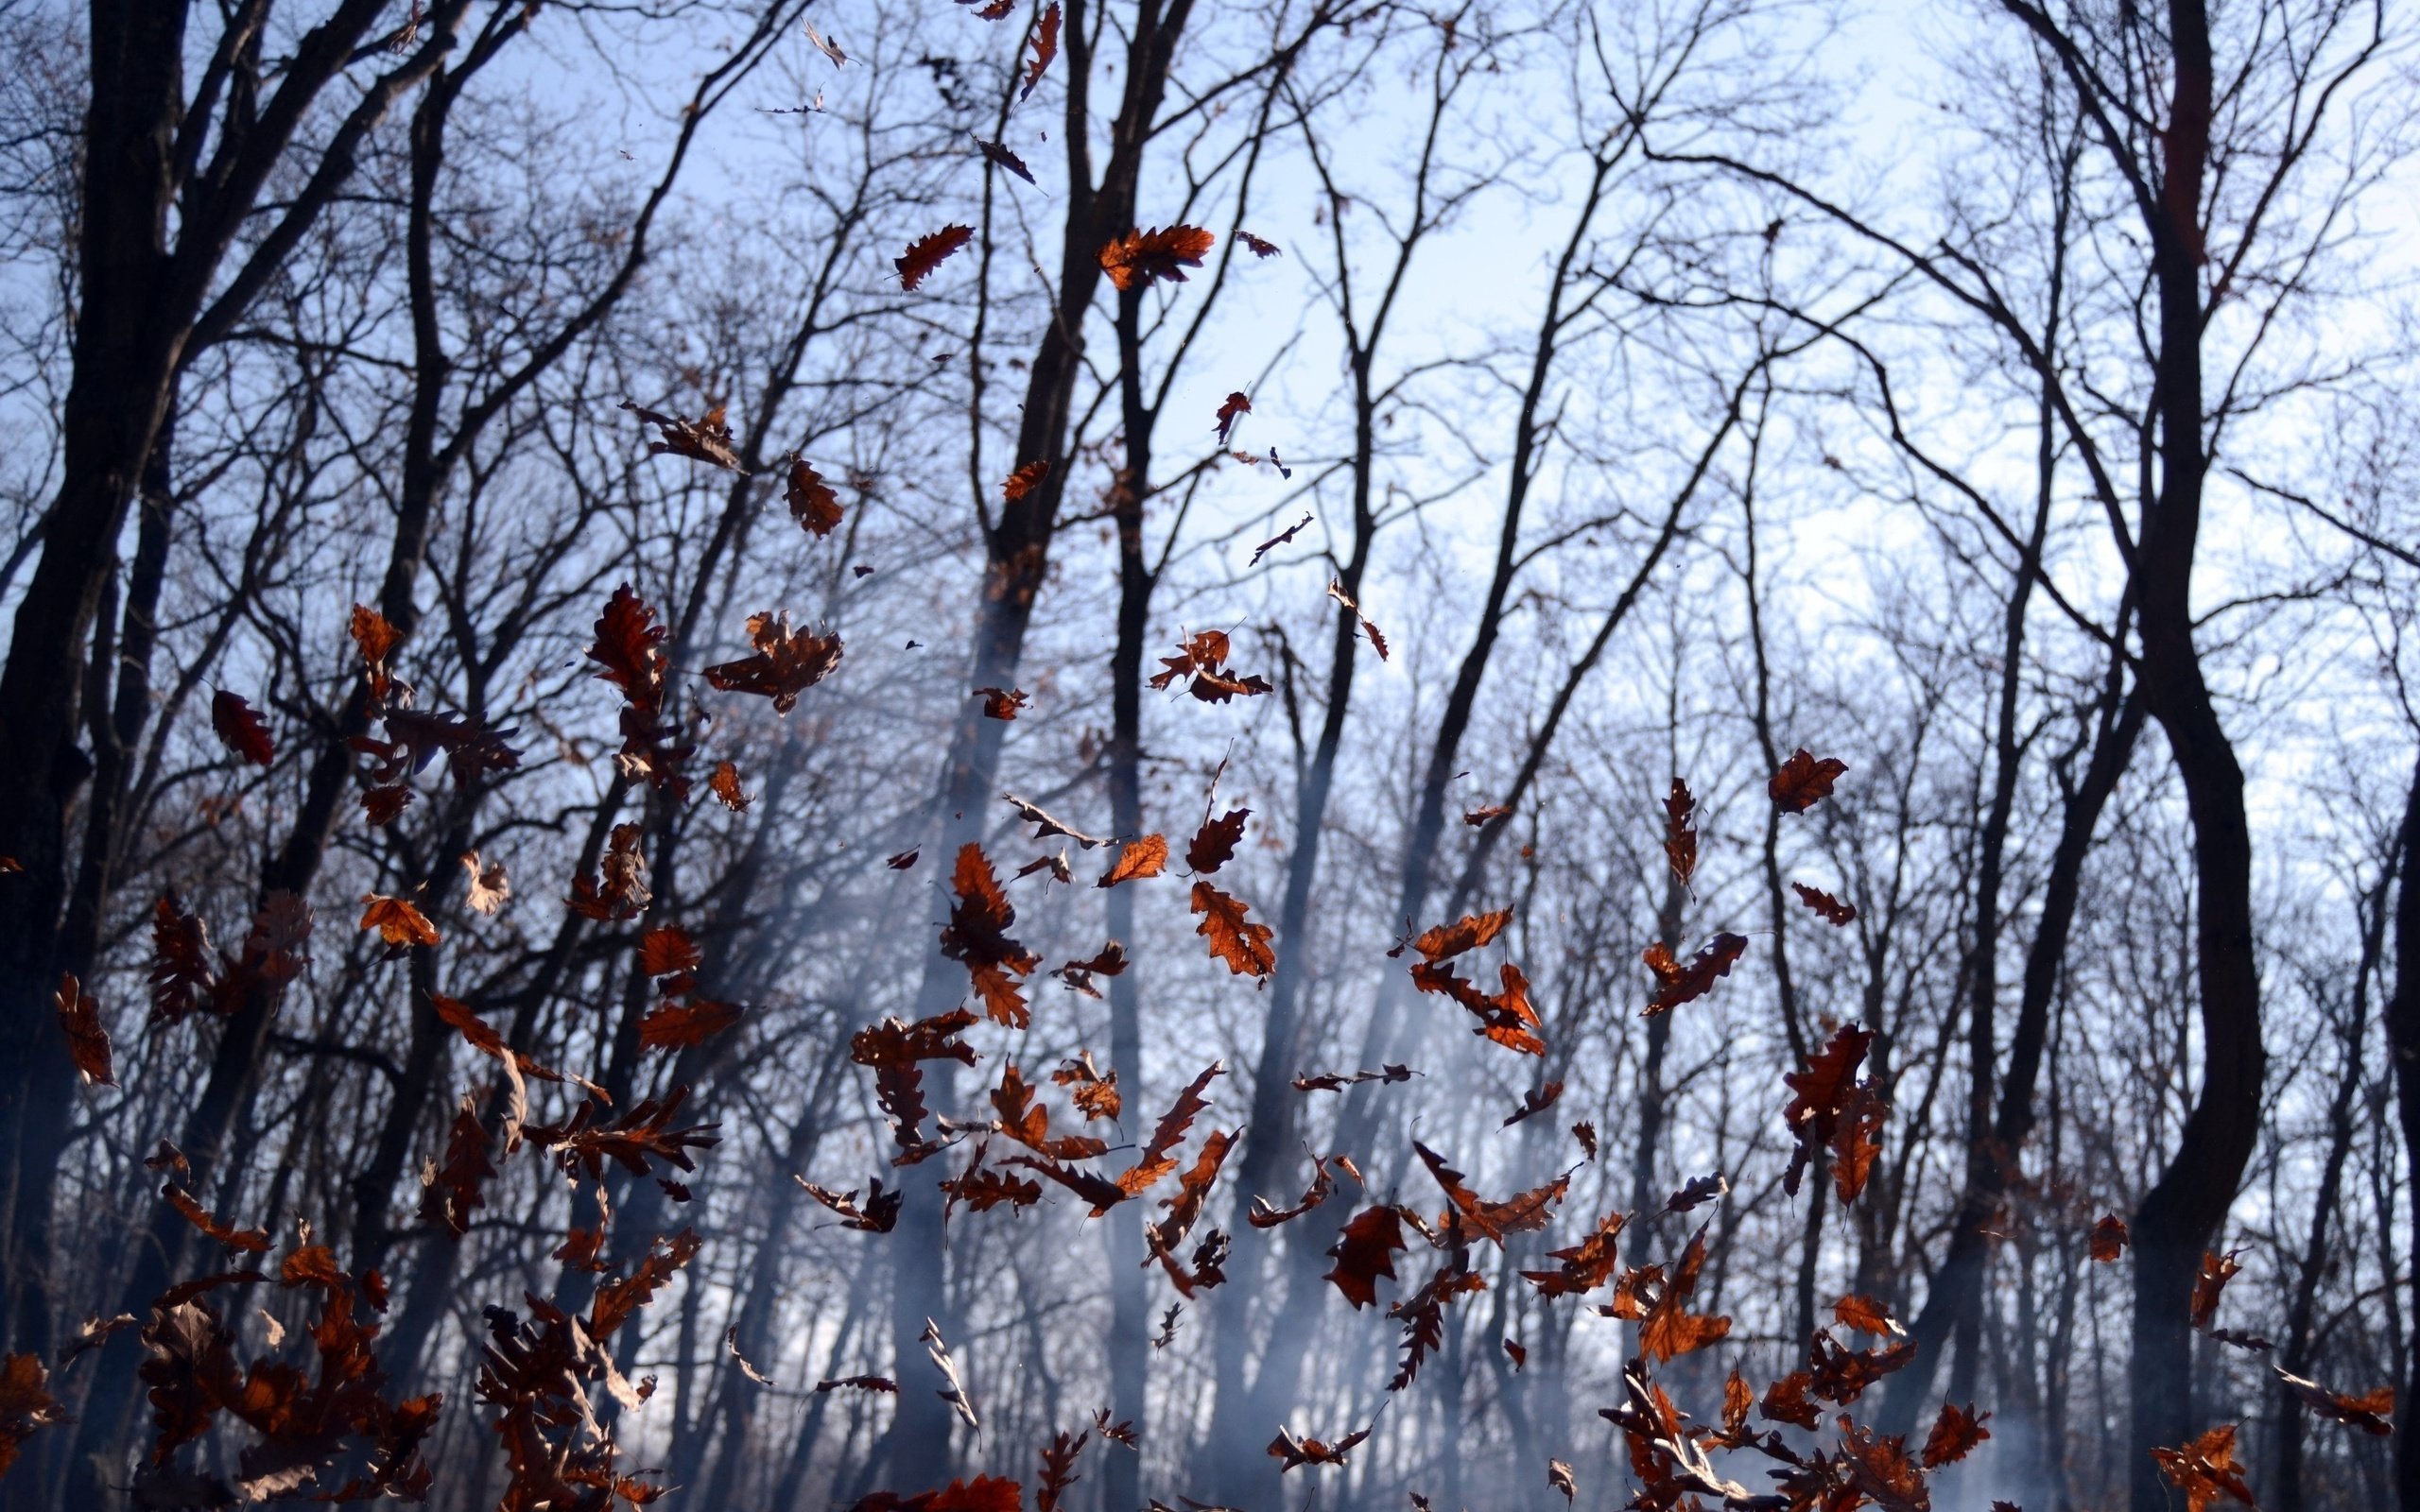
[0,0,2414,1507]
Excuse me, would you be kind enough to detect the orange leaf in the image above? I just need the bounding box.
[359,894,440,948]
[1190,881,1274,977]
[1098,834,1168,886]
[1002,458,1050,502]
[1098,225,1216,291]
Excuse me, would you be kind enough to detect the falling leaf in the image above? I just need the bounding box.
[1117,1062,1223,1202]
[1636,1224,1733,1364]
[1191,882,1275,977]
[797,1175,903,1233]
[1463,803,1511,826]
[815,1375,900,1394]
[1053,943,1128,998]
[2276,1366,2394,1435]
[0,1352,66,1476]
[974,686,1029,721]
[1235,230,1282,258]
[1021,3,1060,98]
[922,1317,978,1431]
[1324,1206,1407,1309]
[1184,807,1250,873]
[1835,1294,1906,1336]
[162,1184,270,1254]
[2151,1424,2256,1512]
[701,610,843,713]
[1547,1459,1576,1503]
[941,844,1040,1026]
[1501,1081,1564,1127]
[1098,834,1168,886]
[2089,1212,2129,1262]
[1001,788,1113,851]
[1783,1022,1886,1202]
[1098,225,1216,290]
[1664,779,1698,886]
[1770,748,1850,814]
[54,973,114,1087]
[1003,458,1051,502]
[1642,933,1747,1016]
[803,18,847,64]
[1249,1155,1336,1230]
[888,847,921,869]
[460,851,510,915]
[976,135,1035,182]
[1249,513,1312,566]
[897,225,975,291]
[210,690,274,766]
[709,760,751,813]
[1151,631,1272,703]
[1215,392,1252,444]
[1520,1210,1625,1298]
[1922,1402,1992,1467]
[1414,1142,1567,1246]
[1793,882,1858,925]
[1269,1425,1370,1470]
[722,1326,776,1387]
[359,894,440,948]
[621,399,747,472]
[786,456,843,536]
[2189,1250,2241,1331]
[1663,1172,1727,1213]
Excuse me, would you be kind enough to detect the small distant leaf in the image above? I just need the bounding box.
[2089,1213,2129,1262]
[1215,391,1252,445]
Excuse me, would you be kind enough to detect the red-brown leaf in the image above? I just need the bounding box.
[1191,881,1275,977]
[786,456,843,537]
[897,224,975,291]
[1770,748,1850,814]
[1020,2,1060,98]
[1922,1401,1992,1468]
[53,972,113,1087]
[210,690,274,765]
[1641,932,1747,1016]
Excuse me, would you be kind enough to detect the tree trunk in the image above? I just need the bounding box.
[2384,746,2420,1512]
[2123,9,2266,1508]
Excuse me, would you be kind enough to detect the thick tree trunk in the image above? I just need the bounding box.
[2124,9,2266,1509]
[2385,747,2420,1512]
[880,0,1197,1474]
